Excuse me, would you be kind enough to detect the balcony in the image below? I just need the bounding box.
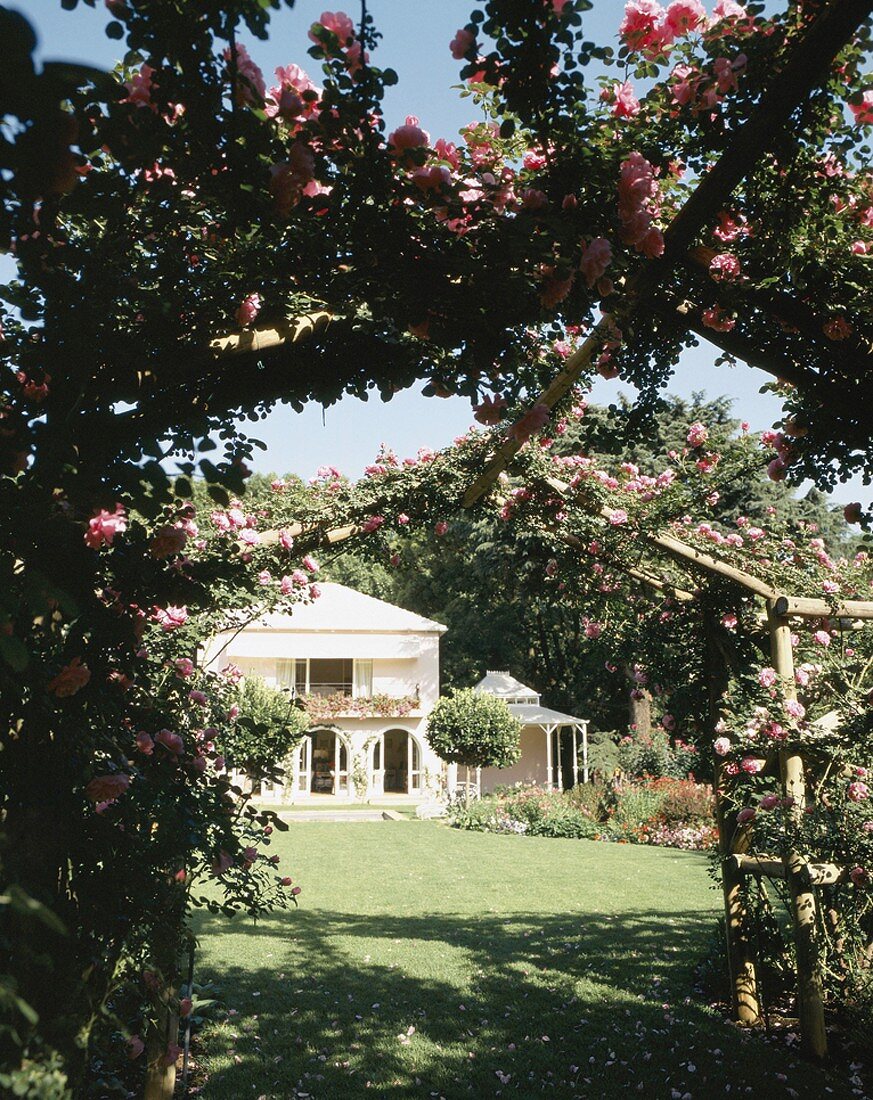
[296,690,421,721]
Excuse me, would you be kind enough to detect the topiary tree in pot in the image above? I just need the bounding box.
[426,688,522,805]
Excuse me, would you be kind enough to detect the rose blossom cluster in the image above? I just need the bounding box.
[618,152,664,257]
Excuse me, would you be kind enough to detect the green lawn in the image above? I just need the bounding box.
[193,822,859,1099]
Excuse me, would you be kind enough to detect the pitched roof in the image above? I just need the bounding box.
[244,582,447,634]
[507,703,588,728]
[473,670,540,702]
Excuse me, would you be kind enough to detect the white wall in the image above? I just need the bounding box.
[480,726,548,792]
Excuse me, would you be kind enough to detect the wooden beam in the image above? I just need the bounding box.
[651,533,779,599]
[209,312,334,357]
[773,595,873,621]
[462,318,612,507]
[731,855,848,887]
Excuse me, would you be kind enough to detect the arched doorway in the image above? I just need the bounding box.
[293,728,350,797]
[376,728,423,796]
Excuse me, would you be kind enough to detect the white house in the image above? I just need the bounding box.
[202,583,447,802]
[474,671,590,793]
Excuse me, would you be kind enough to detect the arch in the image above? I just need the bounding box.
[377,725,425,796]
[295,725,353,797]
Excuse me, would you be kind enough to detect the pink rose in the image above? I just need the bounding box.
[224,43,265,106]
[450,28,476,60]
[84,503,127,550]
[149,525,187,559]
[759,794,780,811]
[279,528,295,549]
[302,554,319,572]
[847,781,870,802]
[153,605,188,631]
[135,731,154,755]
[709,253,741,281]
[309,11,355,46]
[664,0,706,36]
[849,866,869,887]
[611,81,641,118]
[686,421,708,447]
[235,293,261,328]
[713,0,748,21]
[608,509,628,526]
[736,807,756,824]
[579,237,613,289]
[849,91,873,127]
[620,1,671,55]
[85,773,131,803]
[741,757,762,775]
[701,305,735,332]
[156,728,184,755]
[388,116,430,153]
[435,521,449,536]
[713,736,731,756]
[211,849,234,875]
[48,656,91,698]
[361,515,385,534]
[473,393,508,426]
[174,658,194,678]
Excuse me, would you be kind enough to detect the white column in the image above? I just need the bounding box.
[582,722,589,784]
[556,727,565,791]
[571,725,578,787]
[544,726,553,790]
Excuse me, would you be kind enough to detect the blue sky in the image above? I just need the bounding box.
[5,1,865,504]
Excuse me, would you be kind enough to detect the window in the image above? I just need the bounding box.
[287,658,373,698]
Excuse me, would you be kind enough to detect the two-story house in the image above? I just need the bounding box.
[202,583,447,802]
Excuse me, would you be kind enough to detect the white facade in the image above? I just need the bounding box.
[202,583,447,802]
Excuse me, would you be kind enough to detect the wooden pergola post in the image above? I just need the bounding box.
[767,599,828,1059]
[715,762,761,1026]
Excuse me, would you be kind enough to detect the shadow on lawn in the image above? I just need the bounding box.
[190,907,853,1100]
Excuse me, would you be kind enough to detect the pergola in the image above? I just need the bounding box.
[474,670,590,788]
[207,3,873,1086]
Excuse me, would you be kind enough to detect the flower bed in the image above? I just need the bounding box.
[449,778,716,851]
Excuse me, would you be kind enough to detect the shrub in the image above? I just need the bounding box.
[585,729,621,780]
[646,777,714,824]
[606,782,669,840]
[221,676,309,775]
[617,730,700,780]
[427,689,522,771]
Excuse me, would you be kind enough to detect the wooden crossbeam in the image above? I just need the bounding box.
[731,854,848,888]
[773,595,873,621]
[210,311,334,358]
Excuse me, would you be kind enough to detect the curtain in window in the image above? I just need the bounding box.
[353,659,373,699]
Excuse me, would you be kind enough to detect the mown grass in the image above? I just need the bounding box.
[192,822,860,1099]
